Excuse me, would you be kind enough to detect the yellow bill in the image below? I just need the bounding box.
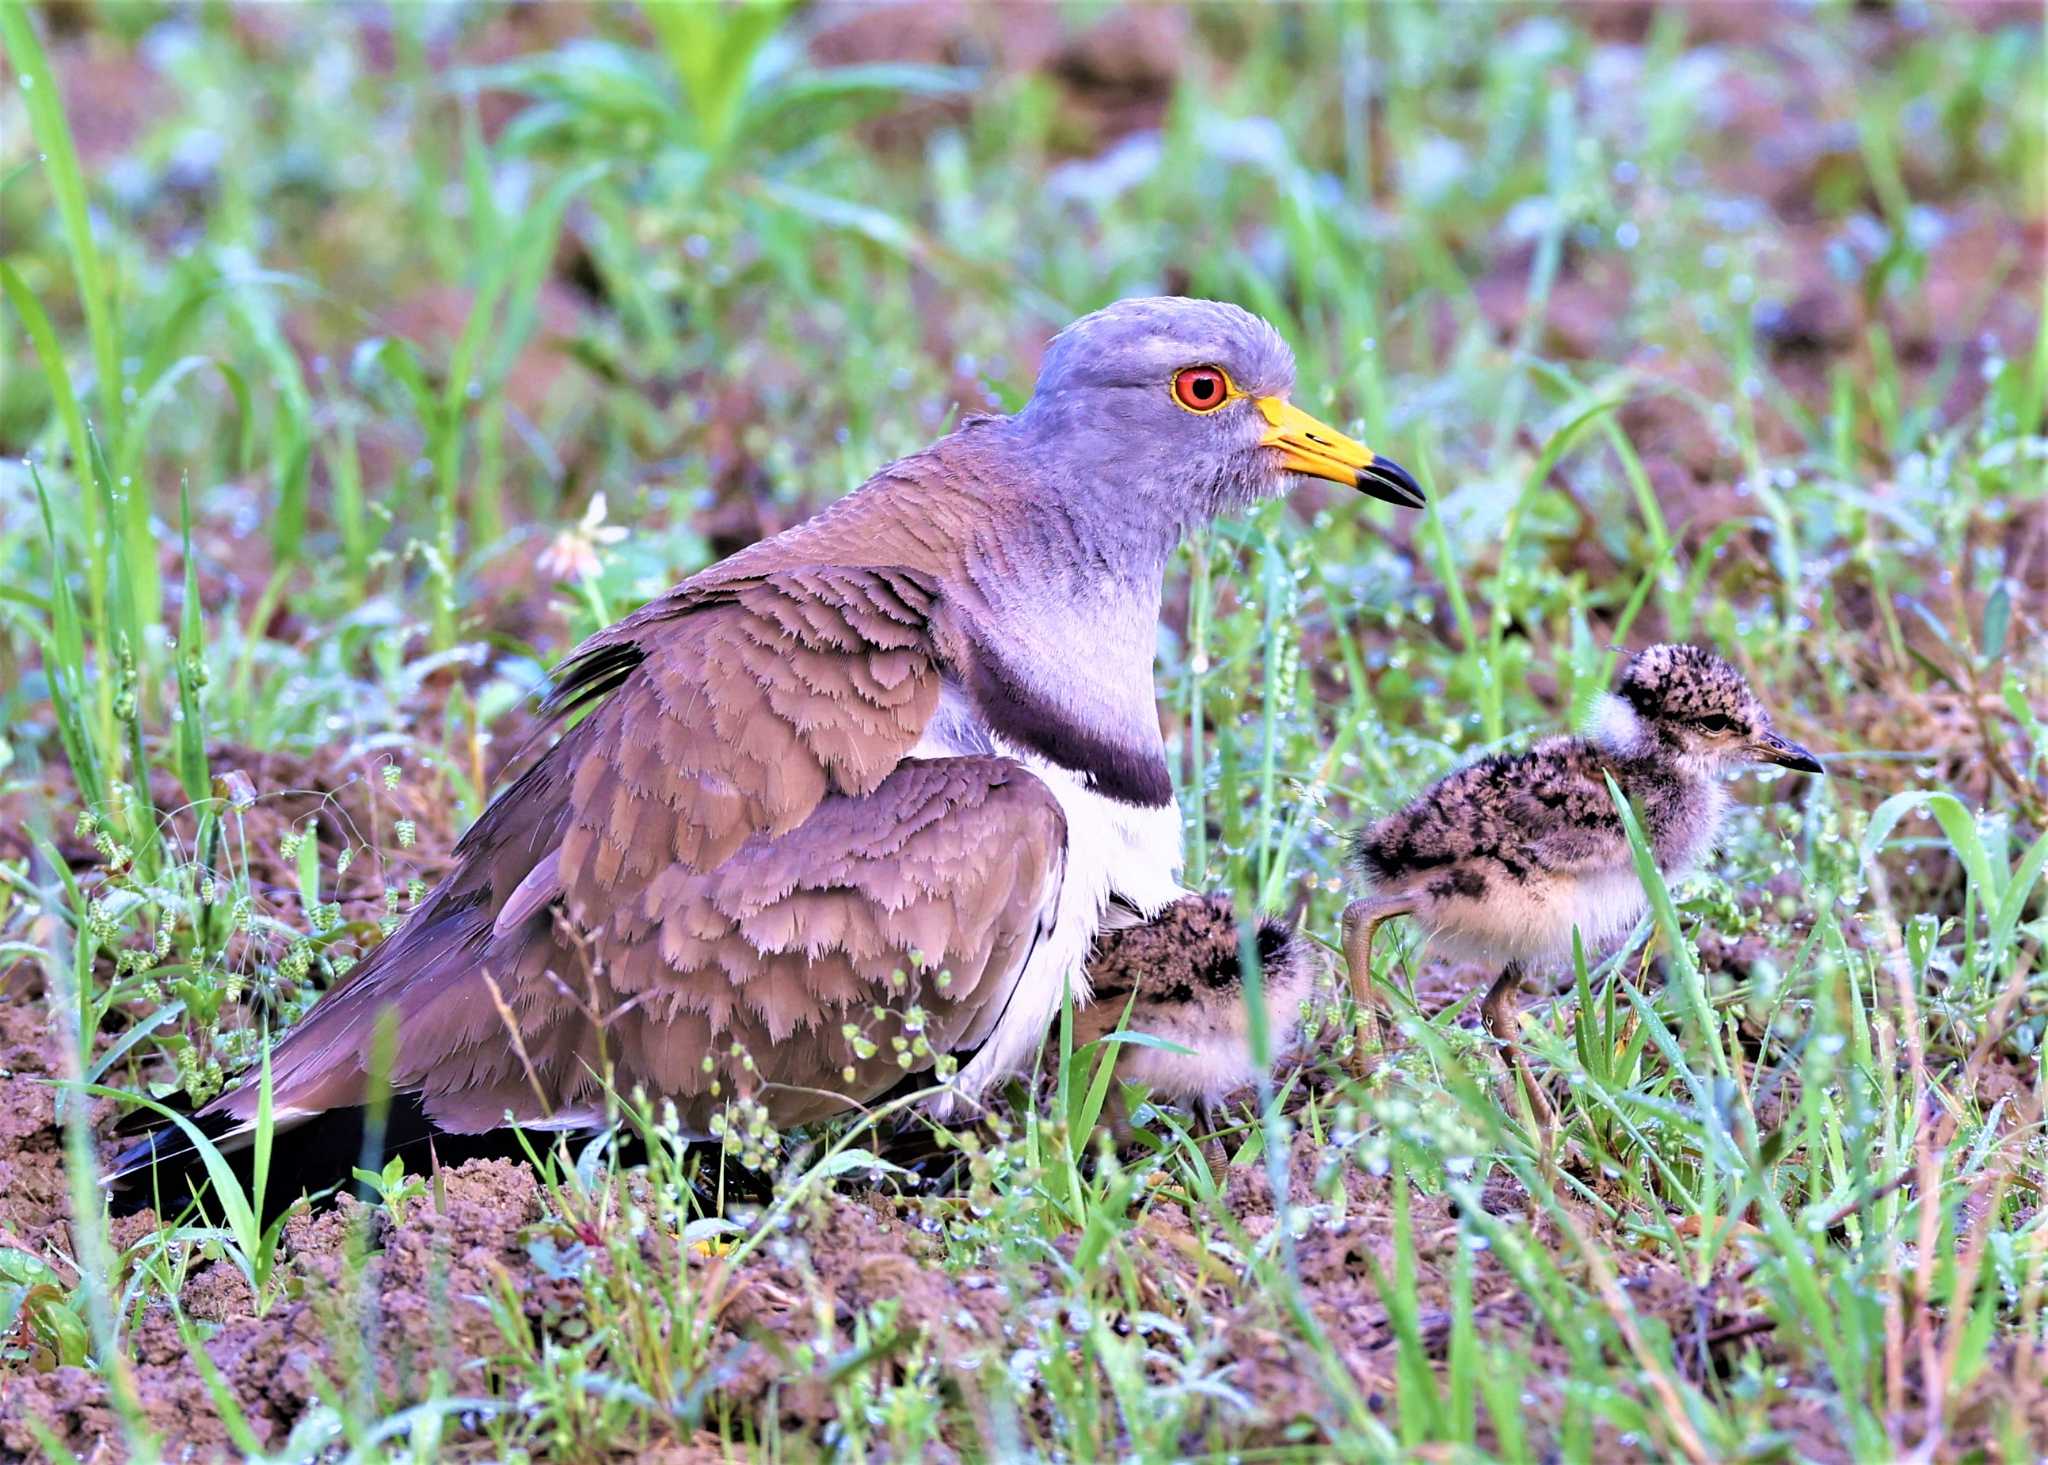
[1256,396,1424,508]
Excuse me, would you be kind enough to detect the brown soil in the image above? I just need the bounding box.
[1,1158,549,1460]
[0,1002,77,1261]
[0,1120,1742,1461]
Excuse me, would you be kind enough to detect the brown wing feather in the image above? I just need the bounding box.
[606,756,1065,1130]
[205,565,1055,1136]
[244,756,1064,1134]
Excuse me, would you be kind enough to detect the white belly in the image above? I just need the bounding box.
[1423,868,1650,970]
[910,686,1185,1109]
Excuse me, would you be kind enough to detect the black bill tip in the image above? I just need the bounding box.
[1358,455,1425,509]
[1762,738,1825,775]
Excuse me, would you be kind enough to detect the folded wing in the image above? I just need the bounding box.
[155,566,1066,1151]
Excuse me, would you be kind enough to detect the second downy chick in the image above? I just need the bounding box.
[1341,644,1824,1139]
[1077,893,1320,1144]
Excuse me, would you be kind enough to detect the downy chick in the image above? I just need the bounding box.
[1078,894,1320,1141]
[1340,644,1823,1135]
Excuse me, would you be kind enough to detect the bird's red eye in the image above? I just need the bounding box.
[1172,366,1230,413]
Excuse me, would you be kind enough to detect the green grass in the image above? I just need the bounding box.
[1,2,2045,1460]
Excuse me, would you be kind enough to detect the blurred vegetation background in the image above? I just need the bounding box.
[1,2,2045,1459]
[1,0,2040,755]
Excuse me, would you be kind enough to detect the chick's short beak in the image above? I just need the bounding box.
[1256,397,1424,508]
[1754,731,1825,774]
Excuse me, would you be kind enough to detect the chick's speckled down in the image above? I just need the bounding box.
[1346,644,1816,970]
[1614,642,1774,734]
[1085,894,1299,1007]
[1078,894,1322,1109]
[1351,736,1714,896]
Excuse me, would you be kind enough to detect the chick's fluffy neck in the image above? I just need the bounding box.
[1586,692,1720,775]
[1583,692,1730,867]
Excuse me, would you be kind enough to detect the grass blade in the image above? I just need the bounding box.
[0,5,123,452]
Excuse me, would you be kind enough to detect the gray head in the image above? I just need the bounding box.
[1011,297,1422,543]
[1591,644,1823,775]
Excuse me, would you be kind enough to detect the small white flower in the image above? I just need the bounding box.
[538,493,629,582]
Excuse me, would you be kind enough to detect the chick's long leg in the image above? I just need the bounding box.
[1340,898,1415,1072]
[1481,963,1559,1178]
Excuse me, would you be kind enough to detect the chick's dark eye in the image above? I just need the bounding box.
[1696,713,1739,734]
[1173,366,1229,413]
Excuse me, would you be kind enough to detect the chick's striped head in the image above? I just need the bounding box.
[1610,644,1822,774]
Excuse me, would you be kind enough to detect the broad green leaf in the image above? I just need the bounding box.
[1991,828,2048,955]
[644,0,791,155]
[1087,1030,1199,1057]
[0,260,93,493]
[740,63,975,157]
[1980,580,2011,661]
[1862,791,1998,908]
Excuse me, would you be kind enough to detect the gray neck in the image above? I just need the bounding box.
[953,546,1172,804]
[986,411,1193,579]
[964,414,1178,732]
[942,434,1177,805]
[969,560,1164,729]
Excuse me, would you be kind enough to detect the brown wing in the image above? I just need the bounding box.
[553,566,945,888]
[1502,743,1634,876]
[206,565,1047,1134]
[399,755,1065,1133]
